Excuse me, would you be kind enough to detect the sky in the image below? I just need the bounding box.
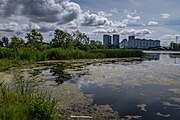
[0,0,180,46]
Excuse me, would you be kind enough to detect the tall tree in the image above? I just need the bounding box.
[10,36,25,50]
[73,30,89,49]
[26,29,44,50]
[51,29,74,49]
[2,37,9,47]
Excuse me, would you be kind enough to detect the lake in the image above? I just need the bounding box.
[77,51,180,120]
[15,51,180,119]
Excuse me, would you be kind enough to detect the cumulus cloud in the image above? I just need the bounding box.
[81,11,109,26]
[0,22,56,32]
[66,20,79,29]
[148,21,158,26]
[0,22,27,32]
[98,11,112,17]
[120,29,151,36]
[81,11,126,28]
[161,13,171,19]
[0,0,81,24]
[109,21,126,28]
[92,28,118,33]
[127,14,140,22]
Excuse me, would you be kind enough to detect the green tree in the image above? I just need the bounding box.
[2,37,9,47]
[51,29,74,49]
[9,36,25,50]
[26,29,44,50]
[73,30,89,50]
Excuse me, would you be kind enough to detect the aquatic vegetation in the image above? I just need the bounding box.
[125,115,142,119]
[137,104,147,112]
[168,88,180,94]
[155,112,170,118]
[162,102,179,107]
[169,97,180,103]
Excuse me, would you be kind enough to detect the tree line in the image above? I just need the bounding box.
[0,29,106,51]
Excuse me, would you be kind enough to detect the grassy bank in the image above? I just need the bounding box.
[0,78,58,120]
[0,48,143,61]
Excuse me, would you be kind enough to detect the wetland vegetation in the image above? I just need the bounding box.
[1,30,179,120]
[0,29,144,119]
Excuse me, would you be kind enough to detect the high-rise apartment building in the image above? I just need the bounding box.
[113,34,120,48]
[103,34,112,46]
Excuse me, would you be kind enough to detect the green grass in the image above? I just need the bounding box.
[0,79,58,120]
[90,49,143,58]
[0,48,143,62]
[44,48,105,60]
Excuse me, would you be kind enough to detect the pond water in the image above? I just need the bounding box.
[26,51,180,119]
[77,51,180,120]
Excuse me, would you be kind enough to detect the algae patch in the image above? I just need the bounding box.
[169,97,180,103]
[125,115,142,120]
[168,88,180,94]
[137,104,147,112]
[155,112,170,118]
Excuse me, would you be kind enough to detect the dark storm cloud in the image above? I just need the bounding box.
[0,0,81,24]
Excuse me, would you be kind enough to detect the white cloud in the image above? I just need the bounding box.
[127,14,140,22]
[109,21,126,28]
[92,28,118,33]
[81,11,126,28]
[148,21,158,26]
[66,20,79,29]
[0,22,27,32]
[81,11,109,26]
[98,11,112,17]
[161,13,171,19]
[0,22,56,32]
[120,29,151,36]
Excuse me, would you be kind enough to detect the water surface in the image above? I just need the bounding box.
[77,51,180,120]
[26,51,180,119]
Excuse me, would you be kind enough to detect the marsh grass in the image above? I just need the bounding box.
[0,73,58,120]
[90,49,143,58]
[0,48,143,62]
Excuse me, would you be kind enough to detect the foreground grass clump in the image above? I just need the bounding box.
[0,84,58,120]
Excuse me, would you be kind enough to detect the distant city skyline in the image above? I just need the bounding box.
[100,34,160,49]
[0,0,180,46]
